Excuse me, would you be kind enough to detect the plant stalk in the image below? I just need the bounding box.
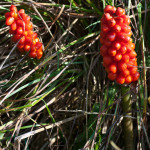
[121,86,134,150]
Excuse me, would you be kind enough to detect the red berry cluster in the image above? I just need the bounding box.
[100,5,140,84]
[5,5,43,59]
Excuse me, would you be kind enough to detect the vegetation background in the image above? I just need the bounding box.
[0,0,150,149]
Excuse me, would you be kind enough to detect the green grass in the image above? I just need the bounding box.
[0,0,150,149]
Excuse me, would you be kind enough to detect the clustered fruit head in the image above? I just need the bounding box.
[100,5,140,84]
[5,5,43,59]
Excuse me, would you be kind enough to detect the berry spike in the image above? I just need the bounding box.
[5,5,43,59]
[100,5,139,84]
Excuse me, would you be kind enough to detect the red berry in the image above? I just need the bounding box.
[108,63,117,73]
[120,45,127,54]
[101,24,109,32]
[115,17,124,24]
[112,6,116,14]
[108,72,117,80]
[9,29,15,34]
[108,19,116,27]
[6,17,14,26]
[121,24,131,33]
[108,48,116,56]
[11,34,21,42]
[37,50,43,59]
[116,75,125,84]
[125,75,132,83]
[29,51,37,58]
[118,62,127,71]
[122,15,131,25]
[122,69,130,77]
[128,51,137,58]
[5,12,10,18]
[114,53,122,61]
[113,24,121,32]
[18,9,25,14]
[104,5,113,14]
[16,27,23,35]
[112,41,121,50]
[116,7,125,16]
[122,54,129,63]
[100,37,104,44]
[24,44,31,52]
[132,72,140,81]
[25,22,33,30]
[127,31,132,37]
[103,56,113,66]
[35,42,42,49]
[10,5,17,12]
[17,44,24,53]
[25,36,32,45]
[10,11,18,20]
[10,22,17,31]
[100,45,108,56]
[18,36,25,45]
[107,32,116,41]
[16,19,25,27]
[103,39,112,46]
[129,67,138,75]
[104,13,112,20]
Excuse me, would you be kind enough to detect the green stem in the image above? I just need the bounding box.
[121,86,134,150]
